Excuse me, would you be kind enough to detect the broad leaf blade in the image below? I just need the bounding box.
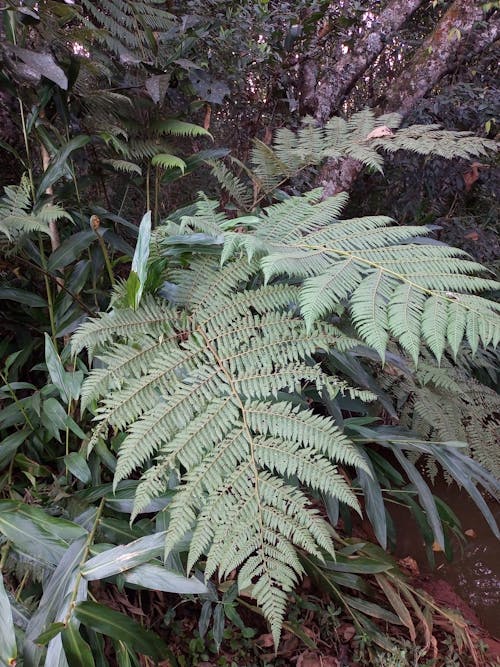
[61,620,96,667]
[74,602,168,659]
[0,574,17,666]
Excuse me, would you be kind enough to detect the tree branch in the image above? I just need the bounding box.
[319,0,498,197]
[382,0,499,114]
[314,0,423,123]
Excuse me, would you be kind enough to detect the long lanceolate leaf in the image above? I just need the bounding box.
[0,574,17,666]
[222,192,500,362]
[77,258,368,645]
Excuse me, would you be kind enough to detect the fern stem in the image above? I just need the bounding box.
[296,241,485,310]
[154,165,160,228]
[194,324,270,583]
[17,98,35,200]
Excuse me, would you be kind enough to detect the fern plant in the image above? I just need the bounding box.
[211,109,496,210]
[217,192,500,363]
[0,176,71,241]
[381,352,500,479]
[75,188,500,644]
[74,257,371,644]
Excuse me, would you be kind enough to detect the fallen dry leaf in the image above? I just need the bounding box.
[339,623,356,641]
[256,632,275,648]
[398,556,420,576]
[463,161,488,192]
[365,125,394,140]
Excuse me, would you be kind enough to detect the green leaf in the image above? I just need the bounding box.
[34,621,66,645]
[61,620,96,667]
[390,446,445,549]
[0,428,31,469]
[0,574,17,666]
[153,119,212,140]
[64,452,92,484]
[81,532,166,580]
[342,594,402,625]
[47,230,101,273]
[74,602,168,659]
[0,501,85,565]
[41,397,68,441]
[121,561,208,594]
[356,459,387,550]
[23,535,89,666]
[0,287,47,308]
[126,211,151,310]
[36,136,91,201]
[45,333,78,404]
[151,154,187,173]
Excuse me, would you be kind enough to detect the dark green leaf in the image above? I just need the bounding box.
[356,455,387,549]
[61,620,96,667]
[74,602,168,659]
[64,452,91,484]
[0,574,17,666]
[390,446,445,549]
[0,288,47,307]
[44,333,71,403]
[47,230,100,273]
[34,621,66,646]
[198,601,212,639]
[212,604,225,651]
[36,136,90,201]
[0,428,31,469]
[11,46,68,89]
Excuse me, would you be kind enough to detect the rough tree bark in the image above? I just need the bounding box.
[318,0,499,198]
[382,0,500,114]
[314,0,424,123]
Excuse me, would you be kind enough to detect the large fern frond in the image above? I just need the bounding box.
[220,192,500,363]
[0,177,66,239]
[244,109,496,200]
[76,258,368,644]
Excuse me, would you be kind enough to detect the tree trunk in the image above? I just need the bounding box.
[382,0,499,114]
[314,0,424,123]
[319,0,498,197]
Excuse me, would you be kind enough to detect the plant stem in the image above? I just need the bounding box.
[14,254,96,316]
[38,238,57,341]
[146,164,151,212]
[0,371,35,431]
[64,497,106,625]
[0,542,11,572]
[154,165,160,228]
[94,229,115,286]
[17,99,35,199]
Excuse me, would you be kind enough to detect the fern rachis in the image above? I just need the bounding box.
[75,259,368,644]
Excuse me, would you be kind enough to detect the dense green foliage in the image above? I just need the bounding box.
[0,1,499,666]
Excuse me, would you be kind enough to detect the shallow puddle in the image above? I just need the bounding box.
[392,482,500,635]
